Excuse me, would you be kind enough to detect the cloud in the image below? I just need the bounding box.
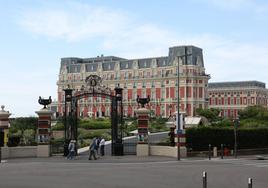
[189,35,268,83]
[17,2,268,91]
[18,5,129,42]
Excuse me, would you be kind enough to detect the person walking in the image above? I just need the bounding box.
[95,137,101,156]
[67,140,75,160]
[99,138,105,156]
[88,137,97,160]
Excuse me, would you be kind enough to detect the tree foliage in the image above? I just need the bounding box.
[9,117,38,146]
[238,105,268,127]
[10,117,38,131]
[196,108,222,123]
[239,105,268,120]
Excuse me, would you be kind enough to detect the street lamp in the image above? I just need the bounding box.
[63,88,73,156]
[176,46,191,161]
[233,117,240,158]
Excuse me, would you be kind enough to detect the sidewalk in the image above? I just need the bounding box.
[3,154,177,164]
[5,154,268,164]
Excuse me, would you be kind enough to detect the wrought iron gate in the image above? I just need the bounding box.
[63,75,124,156]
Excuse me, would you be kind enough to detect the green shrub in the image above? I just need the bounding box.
[8,136,20,147]
[149,117,169,133]
[52,122,64,130]
[79,119,111,129]
[77,128,111,140]
[50,137,65,144]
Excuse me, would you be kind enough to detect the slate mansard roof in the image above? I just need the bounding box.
[208,81,266,89]
[60,45,204,73]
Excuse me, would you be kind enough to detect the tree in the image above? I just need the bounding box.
[196,108,222,123]
[21,129,35,145]
[239,105,268,120]
[238,105,268,127]
[9,117,38,145]
[10,117,38,131]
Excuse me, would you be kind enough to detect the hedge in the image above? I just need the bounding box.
[77,128,111,140]
[186,127,268,151]
[79,119,111,129]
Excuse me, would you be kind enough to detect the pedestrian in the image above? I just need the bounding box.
[88,137,97,160]
[99,137,105,156]
[95,137,101,156]
[67,140,75,160]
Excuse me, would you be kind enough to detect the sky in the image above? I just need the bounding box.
[1,0,268,117]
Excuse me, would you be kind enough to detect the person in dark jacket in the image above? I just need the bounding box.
[88,137,97,160]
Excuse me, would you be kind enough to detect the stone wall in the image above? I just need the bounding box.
[149,145,187,158]
[1,146,37,159]
[52,130,64,139]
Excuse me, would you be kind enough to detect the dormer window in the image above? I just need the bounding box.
[142,81,146,88]
[144,61,147,67]
[126,63,128,69]
[108,64,111,70]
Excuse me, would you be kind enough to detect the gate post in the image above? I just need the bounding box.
[36,100,53,157]
[135,106,150,156]
[0,105,11,160]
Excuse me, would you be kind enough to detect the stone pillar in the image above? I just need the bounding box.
[0,105,11,146]
[35,108,53,157]
[0,105,11,160]
[135,108,150,156]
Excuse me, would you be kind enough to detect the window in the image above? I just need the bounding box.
[142,89,146,98]
[251,98,254,104]
[142,82,146,88]
[151,89,155,99]
[133,90,137,100]
[243,98,247,105]
[237,98,240,105]
[161,88,165,99]
[151,81,155,88]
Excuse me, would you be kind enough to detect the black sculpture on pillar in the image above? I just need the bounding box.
[136,95,150,107]
[38,96,52,109]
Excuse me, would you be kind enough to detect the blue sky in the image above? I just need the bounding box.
[1,0,268,117]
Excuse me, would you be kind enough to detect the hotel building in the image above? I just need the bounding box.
[56,45,210,118]
[208,81,268,118]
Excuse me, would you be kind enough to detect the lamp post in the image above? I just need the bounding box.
[176,46,191,161]
[233,117,239,158]
[63,88,73,156]
[115,85,123,141]
[112,84,124,156]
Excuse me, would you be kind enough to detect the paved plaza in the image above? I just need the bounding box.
[1,153,268,188]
